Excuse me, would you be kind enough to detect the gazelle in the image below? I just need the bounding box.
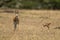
[13,13,19,31]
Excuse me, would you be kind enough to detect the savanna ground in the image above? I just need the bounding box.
[0,10,60,40]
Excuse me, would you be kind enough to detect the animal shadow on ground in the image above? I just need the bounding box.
[54,27,60,29]
[42,23,51,30]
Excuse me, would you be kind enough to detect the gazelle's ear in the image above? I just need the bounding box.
[15,9,19,13]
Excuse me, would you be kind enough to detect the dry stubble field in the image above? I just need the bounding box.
[0,10,60,40]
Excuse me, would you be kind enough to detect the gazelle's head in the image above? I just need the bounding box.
[16,13,18,16]
[14,13,18,18]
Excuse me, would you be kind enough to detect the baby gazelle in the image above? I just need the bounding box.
[43,23,51,29]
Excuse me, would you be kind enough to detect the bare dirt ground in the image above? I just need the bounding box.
[0,10,60,40]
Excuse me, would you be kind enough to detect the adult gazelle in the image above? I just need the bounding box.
[13,13,19,31]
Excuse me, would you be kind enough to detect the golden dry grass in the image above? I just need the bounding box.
[0,10,60,40]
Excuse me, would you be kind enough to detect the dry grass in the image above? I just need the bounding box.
[0,10,60,40]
